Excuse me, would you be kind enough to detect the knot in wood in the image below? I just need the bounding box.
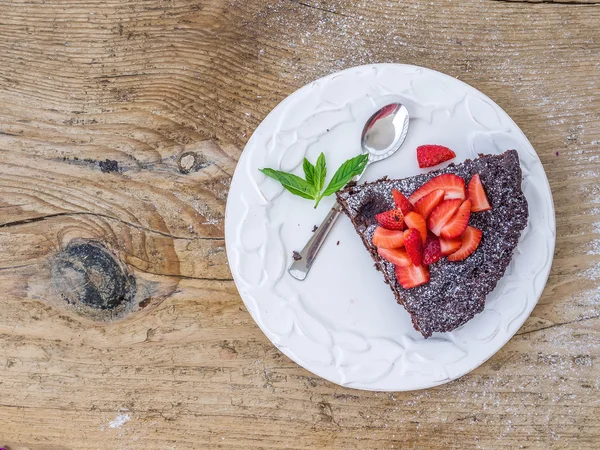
[99,159,120,173]
[177,151,209,174]
[51,241,136,311]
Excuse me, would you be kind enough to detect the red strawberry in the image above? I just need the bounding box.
[440,199,471,239]
[414,189,444,219]
[372,227,405,249]
[395,264,430,289]
[375,209,405,230]
[427,199,462,236]
[404,211,427,243]
[439,237,462,256]
[447,226,482,261]
[392,188,414,215]
[403,228,423,266]
[467,174,492,212]
[378,247,412,267]
[408,174,466,204]
[422,234,441,265]
[417,145,457,168]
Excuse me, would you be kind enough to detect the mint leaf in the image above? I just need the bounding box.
[260,168,316,200]
[302,158,316,188]
[315,152,326,193]
[260,152,368,208]
[322,153,368,197]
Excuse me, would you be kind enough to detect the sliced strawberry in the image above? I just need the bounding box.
[408,174,466,204]
[422,234,441,265]
[392,188,414,215]
[372,227,405,249]
[440,199,471,239]
[439,237,462,256]
[378,247,412,267]
[427,199,462,236]
[467,174,492,212]
[404,211,427,243]
[403,228,423,266]
[447,226,482,261]
[395,264,430,289]
[414,189,444,219]
[375,209,405,230]
[416,145,456,168]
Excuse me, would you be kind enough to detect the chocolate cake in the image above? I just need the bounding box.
[336,150,528,338]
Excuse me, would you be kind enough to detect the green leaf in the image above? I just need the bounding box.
[260,168,316,200]
[314,152,326,193]
[322,153,369,197]
[302,158,316,188]
[284,185,317,200]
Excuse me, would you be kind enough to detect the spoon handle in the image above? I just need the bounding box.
[288,166,370,281]
[288,202,343,281]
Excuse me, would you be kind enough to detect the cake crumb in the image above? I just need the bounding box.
[292,251,302,261]
[337,241,340,245]
[312,225,318,232]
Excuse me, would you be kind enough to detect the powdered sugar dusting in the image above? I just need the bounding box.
[108,413,130,429]
[587,239,600,256]
[232,0,384,84]
[575,144,600,257]
[583,259,600,283]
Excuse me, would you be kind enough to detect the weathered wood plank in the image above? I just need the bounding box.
[0,0,599,448]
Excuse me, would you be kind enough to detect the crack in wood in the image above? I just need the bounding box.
[289,0,349,17]
[0,263,37,271]
[132,264,233,282]
[516,314,600,336]
[94,73,149,80]
[492,0,600,5]
[0,212,224,241]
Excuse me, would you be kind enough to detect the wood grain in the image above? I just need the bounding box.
[0,0,599,448]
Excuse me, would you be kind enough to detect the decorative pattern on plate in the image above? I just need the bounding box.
[225,64,555,391]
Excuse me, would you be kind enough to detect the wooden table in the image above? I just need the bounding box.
[1,0,599,448]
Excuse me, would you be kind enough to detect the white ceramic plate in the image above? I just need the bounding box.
[225,64,555,391]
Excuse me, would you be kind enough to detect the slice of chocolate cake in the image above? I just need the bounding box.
[336,150,528,338]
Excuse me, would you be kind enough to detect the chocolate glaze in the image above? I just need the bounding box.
[337,150,529,338]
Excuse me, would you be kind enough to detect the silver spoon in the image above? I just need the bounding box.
[288,102,410,281]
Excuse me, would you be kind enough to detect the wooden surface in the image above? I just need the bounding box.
[0,0,599,448]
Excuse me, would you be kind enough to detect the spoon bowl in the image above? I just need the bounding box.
[361,103,410,163]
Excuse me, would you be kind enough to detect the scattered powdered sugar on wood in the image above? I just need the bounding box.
[109,413,131,429]
[576,160,600,255]
[587,239,600,256]
[100,412,131,432]
[231,0,401,84]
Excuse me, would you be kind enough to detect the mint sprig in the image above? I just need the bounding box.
[260,152,368,208]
